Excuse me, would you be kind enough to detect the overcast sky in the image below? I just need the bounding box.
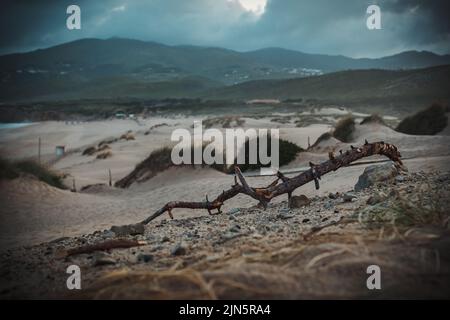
[1,0,449,57]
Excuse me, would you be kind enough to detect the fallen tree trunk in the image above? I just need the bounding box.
[140,141,402,225]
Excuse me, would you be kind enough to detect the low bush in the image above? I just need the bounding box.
[0,157,65,189]
[333,116,355,142]
[396,103,448,135]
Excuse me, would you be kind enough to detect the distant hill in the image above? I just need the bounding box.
[245,48,450,71]
[1,38,450,102]
[205,65,450,112]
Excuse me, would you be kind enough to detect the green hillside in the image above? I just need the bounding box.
[1,38,450,102]
[205,65,450,111]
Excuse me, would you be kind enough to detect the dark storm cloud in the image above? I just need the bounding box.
[381,0,450,45]
[1,0,449,57]
[0,0,112,53]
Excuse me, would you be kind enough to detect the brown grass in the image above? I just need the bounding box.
[96,150,113,159]
[0,157,65,189]
[97,144,111,152]
[120,132,135,141]
[82,146,97,156]
[75,227,450,299]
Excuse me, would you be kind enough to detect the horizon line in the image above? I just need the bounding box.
[1,36,449,60]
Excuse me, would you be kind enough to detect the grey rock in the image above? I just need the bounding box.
[227,208,240,215]
[354,162,399,192]
[343,192,357,202]
[395,175,406,183]
[101,230,115,239]
[328,192,339,200]
[278,212,295,219]
[289,195,311,208]
[111,223,145,236]
[278,208,295,219]
[279,208,290,214]
[324,201,334,210]
[229,224,241,233]
[171,242,187,256]
[137,253,154,263]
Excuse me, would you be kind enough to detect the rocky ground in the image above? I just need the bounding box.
[1,167,449,299]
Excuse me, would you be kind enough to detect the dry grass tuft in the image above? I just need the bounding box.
[333,116,355,142]
[76,232,438,299]
[203,116,245,129]
[82,146,97,156]
[120,132,135,141]
[80,269,216,299]
[0,157,65,189]
[96,150,113,159]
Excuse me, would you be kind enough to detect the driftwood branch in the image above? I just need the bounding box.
[140,141,402,225]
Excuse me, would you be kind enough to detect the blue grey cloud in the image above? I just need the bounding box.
[1,0,449,57]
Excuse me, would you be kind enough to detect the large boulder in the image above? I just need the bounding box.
[354,162,400,192]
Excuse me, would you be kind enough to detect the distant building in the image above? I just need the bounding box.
[115,110,127,119]
[246,99,281,105]
[55,146,65,157]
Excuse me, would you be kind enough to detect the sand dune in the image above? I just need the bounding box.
[1,117,450,249]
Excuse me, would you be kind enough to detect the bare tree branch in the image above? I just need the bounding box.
[140,141,402,225]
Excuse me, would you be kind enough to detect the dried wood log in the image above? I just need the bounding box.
[140,141,402,225]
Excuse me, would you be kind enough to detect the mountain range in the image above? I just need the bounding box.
[0,37,449,102]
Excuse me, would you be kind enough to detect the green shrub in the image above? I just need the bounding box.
[396,103,448,135]
[115,137,303,187]
[230,136,304,173]
[333,116,355,142]
[0,157,65,189]
[0,158,19,180]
